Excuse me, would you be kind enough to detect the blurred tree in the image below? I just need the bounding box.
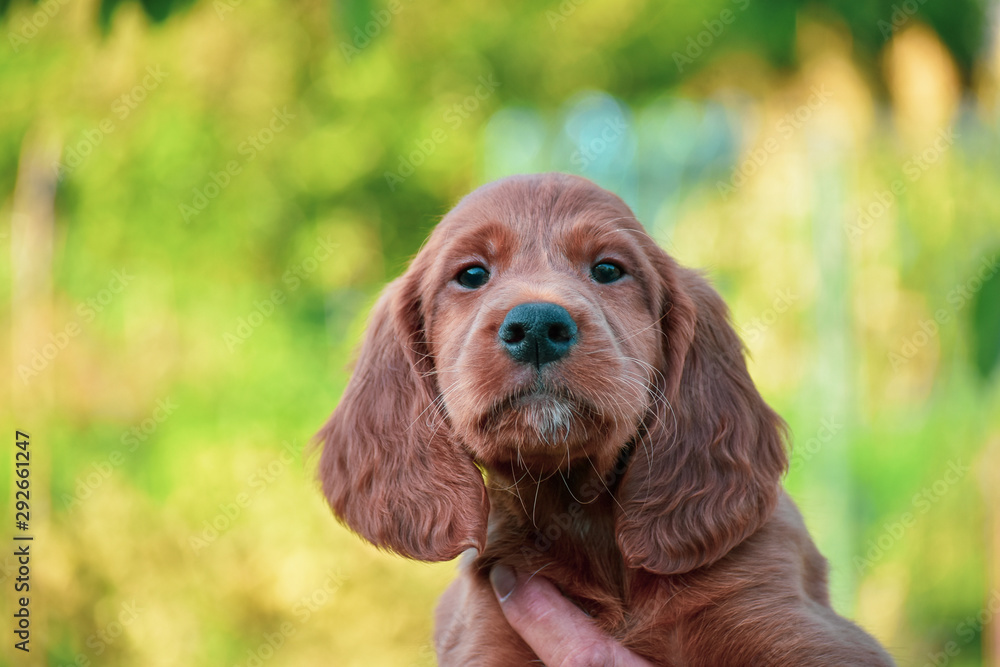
[1,0,989,83]
[971,254,1000,381]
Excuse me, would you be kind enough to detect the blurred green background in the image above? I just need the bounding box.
[1,0,1000,664]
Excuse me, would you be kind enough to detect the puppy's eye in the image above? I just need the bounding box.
[591,262,623,284]
[456,265,490,289]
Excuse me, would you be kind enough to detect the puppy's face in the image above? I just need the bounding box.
[419,175,666,473]
[320,172,786,569]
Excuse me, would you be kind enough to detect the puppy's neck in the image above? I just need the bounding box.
[476,453,630,604]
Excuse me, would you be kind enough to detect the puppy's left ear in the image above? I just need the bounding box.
[616,255,788,575]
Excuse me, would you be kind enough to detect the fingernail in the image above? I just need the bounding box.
[490,564,516,602]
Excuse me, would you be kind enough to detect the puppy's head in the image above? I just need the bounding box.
[423,174,666,473]
[316,173,787,573]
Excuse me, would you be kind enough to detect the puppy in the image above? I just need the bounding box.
[316,173,895,665]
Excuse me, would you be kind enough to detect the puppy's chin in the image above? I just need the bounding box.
[502,393,576,445]
[461,389,613,470]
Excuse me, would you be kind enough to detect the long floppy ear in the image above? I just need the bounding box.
[616,257,788,575]
[315,271,489,561]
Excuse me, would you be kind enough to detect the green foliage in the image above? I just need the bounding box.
[971,256,1000,380]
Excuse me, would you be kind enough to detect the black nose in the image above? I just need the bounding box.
[498,302,578,366]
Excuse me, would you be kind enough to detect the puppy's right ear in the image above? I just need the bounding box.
[315,272,489,561]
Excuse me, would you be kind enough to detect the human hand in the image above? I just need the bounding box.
[490,565,656,667]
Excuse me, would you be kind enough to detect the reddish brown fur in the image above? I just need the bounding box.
[316,173,895,665]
